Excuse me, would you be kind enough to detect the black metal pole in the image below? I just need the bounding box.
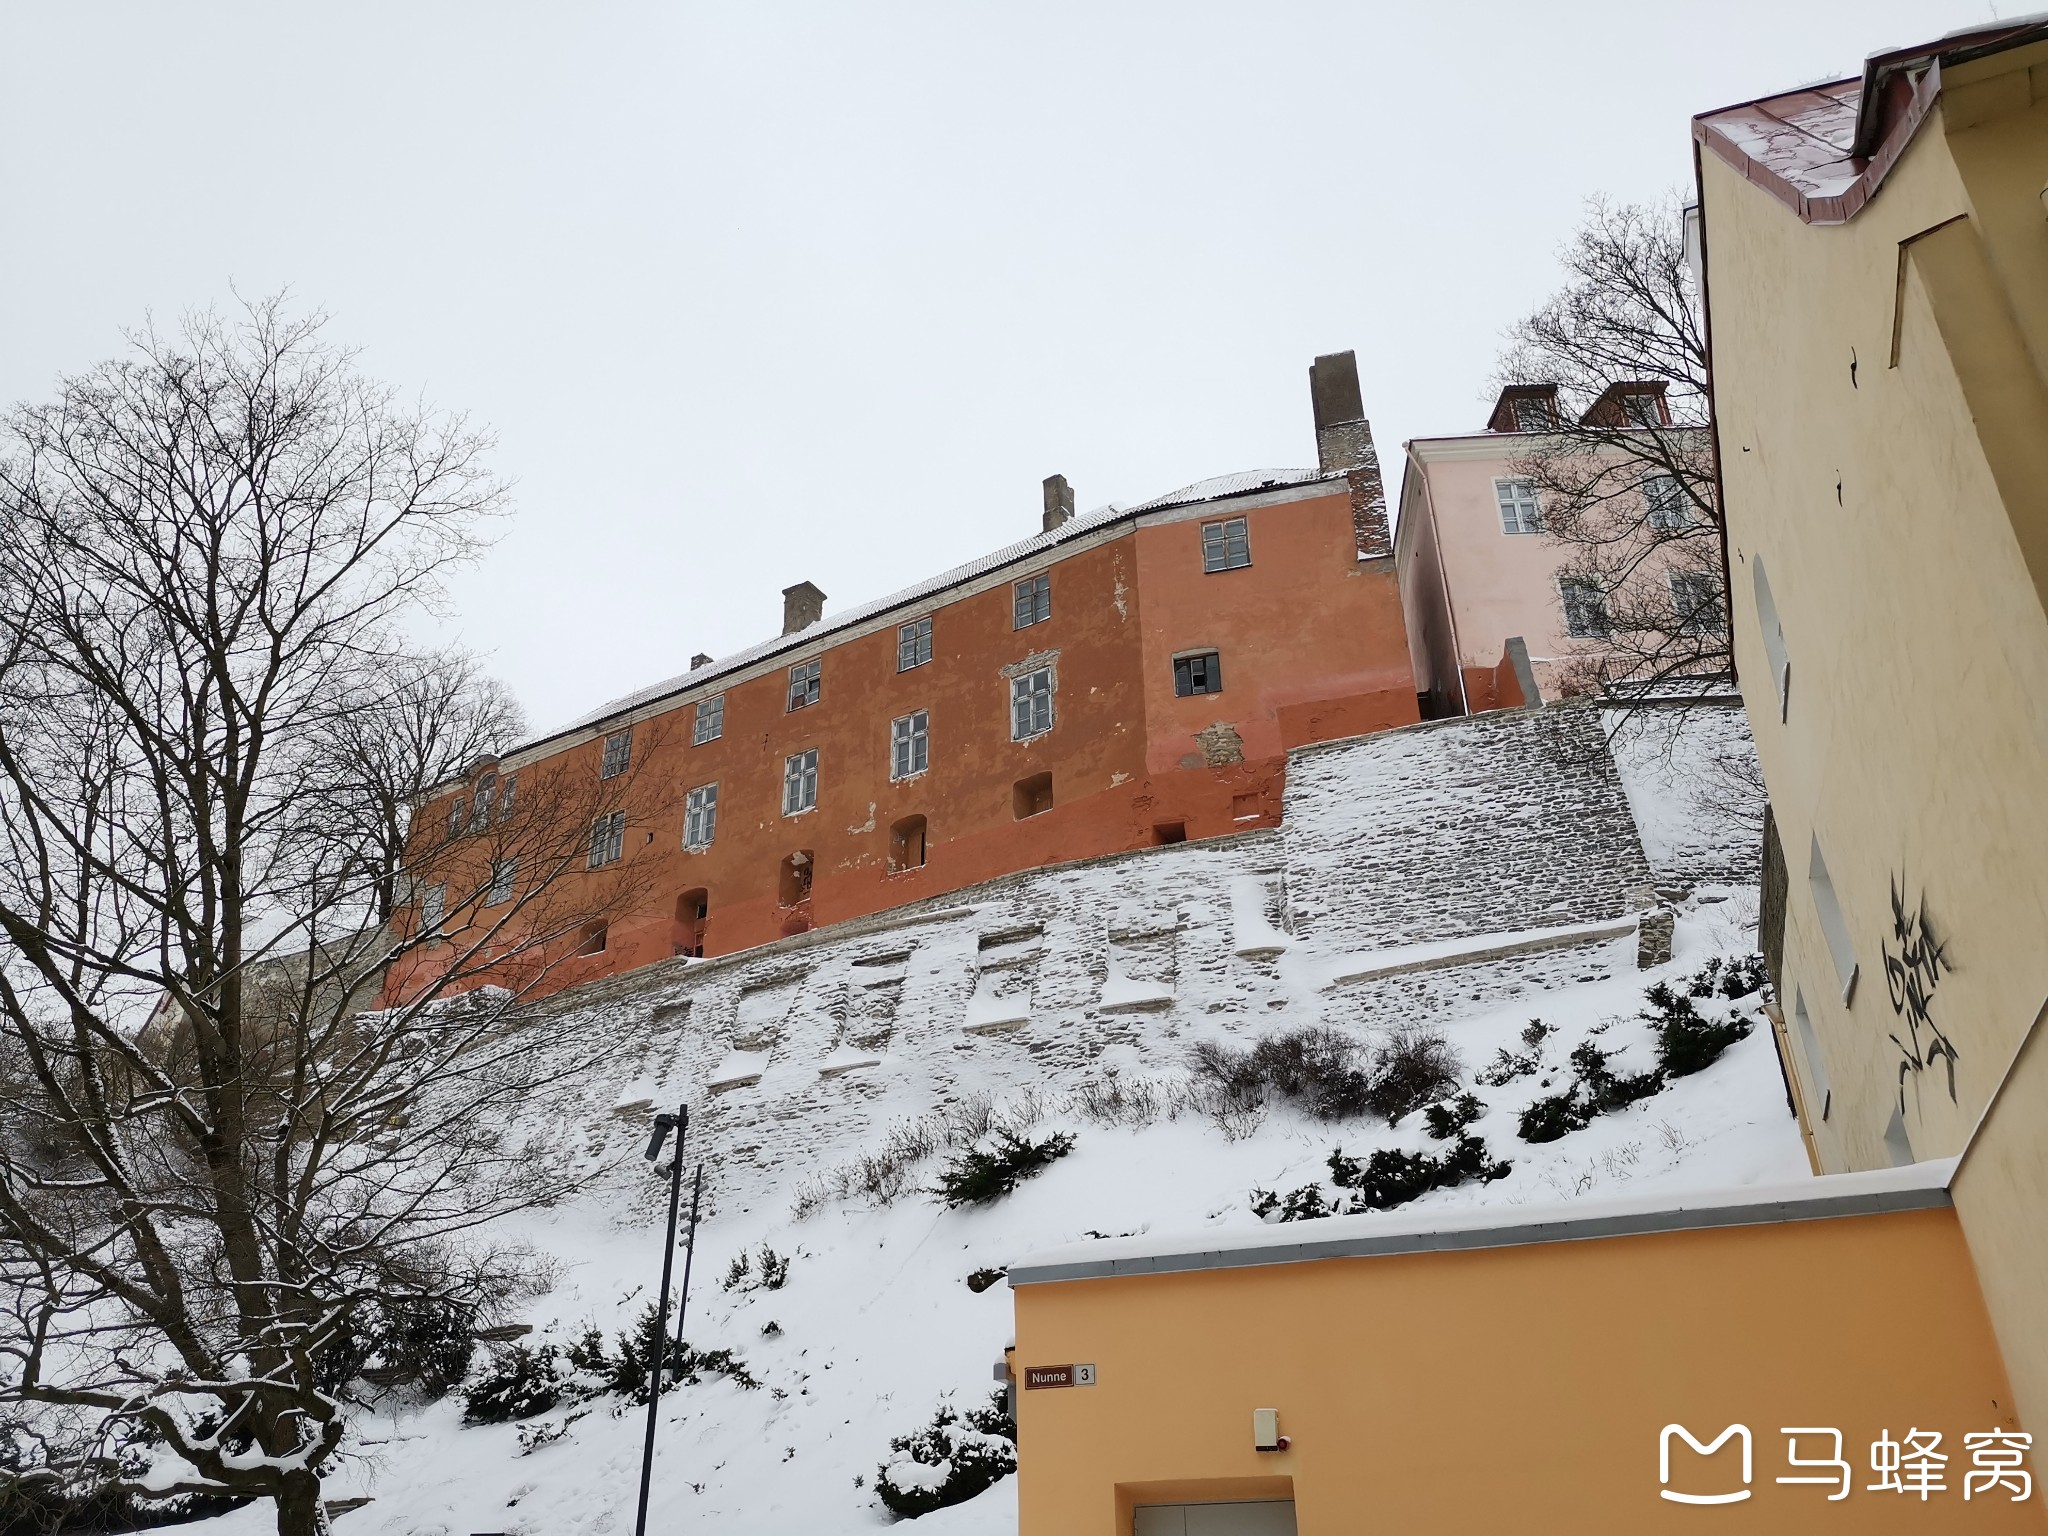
[634,1106,688,1536]
[672,1162,705,1353]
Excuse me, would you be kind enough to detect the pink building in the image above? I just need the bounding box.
[1394,381,1699,716]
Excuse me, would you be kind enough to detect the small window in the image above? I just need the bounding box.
[783,748,819,815]
[600,728,633,780]
[1172,651,1223,697]
[1013,574,1051,629]
[1512,397,1554,432]
[675,888,708,957]
[1792,989,1831,1122]
[498,773,516,819]
[1012,771,1053,820]
[888,814,928,873]
[470,773,497,830]
[897,617,933,671]
[1560,577,1611,638]
[1623,392,1663,427]
[1644,474,1689,530]
[684,783,719,850]
[1753,556,1792,721]
[446,800,465,840]
[1200,517,1251,573]
[693,695,725,745]
[1807,834,1858,1005]
[1495,479,1542,535]
[786,659,821,711]
[420,883,447,930]
[778,850,814,906]
[891,710,929,780]
[487,858,516,906]
[1669,570,1727,635]
[575,920,608,957]
[1152,821,1187,845]
[588,810,626,868]
[1010,667,1054,740]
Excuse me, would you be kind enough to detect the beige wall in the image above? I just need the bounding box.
[1701,39,2048,1434]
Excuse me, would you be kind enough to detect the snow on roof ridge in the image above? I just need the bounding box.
[1006,1157,1958,1284]
[534,466,1328,745]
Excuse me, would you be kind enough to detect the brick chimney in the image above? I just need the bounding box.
[1307,350,1391,559]
[781,581,826,636]
[1042,474,1075,533]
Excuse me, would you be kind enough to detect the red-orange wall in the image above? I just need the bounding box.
[386,487,1417,1004]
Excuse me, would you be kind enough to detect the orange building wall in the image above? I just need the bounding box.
[1011,1208,2041,1533]
[387,486,1417,1004]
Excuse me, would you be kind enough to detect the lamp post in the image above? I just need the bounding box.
[634,1106,688,1536]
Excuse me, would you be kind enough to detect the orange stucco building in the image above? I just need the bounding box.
[385,351,1418,1004]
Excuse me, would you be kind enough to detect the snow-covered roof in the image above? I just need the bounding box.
[1006,1158,1956,1285]
[526,466,1331,752]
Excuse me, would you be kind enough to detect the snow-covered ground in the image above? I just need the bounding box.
[175,705,1797,1535]
[182,897,1800,1536]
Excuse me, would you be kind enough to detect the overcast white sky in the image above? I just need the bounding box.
[0,1,1998,735]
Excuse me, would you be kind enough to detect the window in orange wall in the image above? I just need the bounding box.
[897,617,933,670]
[693,694,724,744]
[1010,668,1053,740]
[787,659,821,710]
[588,810,626,867]
[1013,574,1051,629]
[783,749,818,815]
[889,814,928,872]
[1012,772,1053,820]
[1173,651,1223,697]
[891,711,929,780]
[1200,516,1251,572]
[600,728,633,778]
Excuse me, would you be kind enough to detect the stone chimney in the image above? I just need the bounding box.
[689,652,713,670]
[781,581,826,636]
[1042,474,1075,533]
[1308,350,1391,559]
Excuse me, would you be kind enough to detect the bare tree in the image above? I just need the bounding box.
[0,299,655,1534]
[1495,196,1729,704]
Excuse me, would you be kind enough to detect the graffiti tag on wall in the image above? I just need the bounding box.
[1883,875,1957,1107]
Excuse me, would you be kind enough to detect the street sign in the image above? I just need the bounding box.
[1025,1362,1097,1389]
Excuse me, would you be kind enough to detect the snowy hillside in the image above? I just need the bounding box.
[177,707,1800,1536]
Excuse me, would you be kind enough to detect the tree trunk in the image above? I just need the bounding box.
[275,1472,330,1536]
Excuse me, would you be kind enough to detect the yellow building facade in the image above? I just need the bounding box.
[1694,17,2048,1440]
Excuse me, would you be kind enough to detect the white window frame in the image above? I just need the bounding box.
[600,728,633,780]
[1013,574,1051,629]
[1559,576,1611,638]
[1644,473,1689,530]
[897,617,933,672]
[469,775,496,830]
[589,810,626,868]
[1200,517,1251,573]
[783,748,819,816]
[787,659,821,711]
[1669,570,1726,635]
[693,694,725,745]
[891,710,930,780]
[487,858,517,906]
[498,773,516,819]
[1011,667,1054,741]
[1494,478,1542,535]
[420,882,447,930]
[446,800,465,840]
[684,782,719,850]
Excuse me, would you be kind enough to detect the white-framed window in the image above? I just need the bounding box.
[783,749,819,815]
[787,658,821,711]
[693,694,724,745]
[446,800,465,840]
[1495,478,1542,535]
[1560,577,1611,638]
[1200,517,1251,573]
[892,710,929,780]
[1173,651,1223,697]
[1669,570,1727,635]
[420,883,447,930]
[1013,574,1051,629]
[1623,391,1663,427]
[498,773,516,819]
[487,858,517,906]
[1511,396,1554,432]
[470,774,496,831]
[1644,473,1689,530]
[684,782,719,849]
[1753,556,1792,721]
[1808,834,1858,1005]
[1011,667,1054,741]
[600,728,633,780]
[588,810,626,867]
[897,617,933,671]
